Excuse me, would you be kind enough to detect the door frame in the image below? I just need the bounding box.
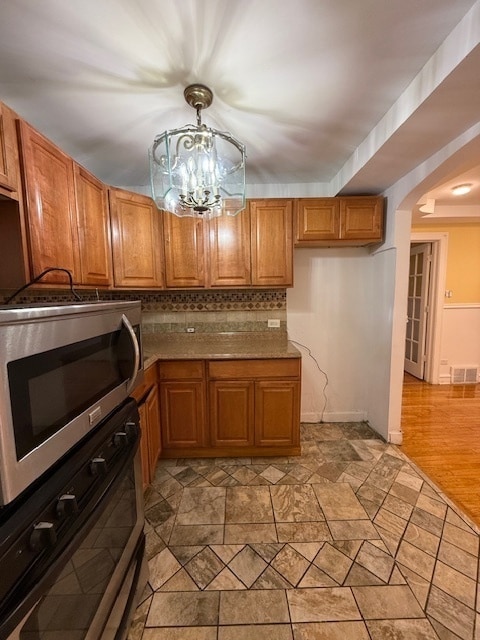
[404,242,432,379]
[410,231,448,383]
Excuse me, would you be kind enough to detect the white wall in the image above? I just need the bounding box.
[286,195,409,442]
[381,124,480,443]
[439,305,480,383]
[287,247,376,424]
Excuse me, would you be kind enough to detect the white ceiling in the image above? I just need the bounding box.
[1,0,479,217]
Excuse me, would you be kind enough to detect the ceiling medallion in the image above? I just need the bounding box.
[149,83,246,219]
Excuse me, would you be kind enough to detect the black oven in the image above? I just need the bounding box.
[0,398,147,640]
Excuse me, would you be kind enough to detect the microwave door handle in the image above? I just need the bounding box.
[121,314,140,395]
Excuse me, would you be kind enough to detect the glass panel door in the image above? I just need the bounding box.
[404,243,431,379]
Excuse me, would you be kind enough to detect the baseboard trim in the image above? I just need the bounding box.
[301,410,367,423]
[388,430,403,445]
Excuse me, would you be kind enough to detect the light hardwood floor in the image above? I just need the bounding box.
[401,372,480,526]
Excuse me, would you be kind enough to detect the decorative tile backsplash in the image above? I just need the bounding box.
[0,288,287,334]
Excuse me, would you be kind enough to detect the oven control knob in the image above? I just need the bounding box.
[124,421,137,439]
[29,522,57,552]
[56,494,78,518]
[113,431,128,448]
[89,457,107,476]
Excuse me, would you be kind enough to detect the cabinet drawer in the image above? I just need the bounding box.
[208,358,300,380]
[158,360,204,380]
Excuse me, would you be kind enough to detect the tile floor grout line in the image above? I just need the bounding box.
[136,423,480,640]
[386,464,478,638]
[392,444,480,536]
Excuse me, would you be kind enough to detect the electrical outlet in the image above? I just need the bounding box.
[440,359,448,365]
[267,319,281,328]
[186,327,195,333]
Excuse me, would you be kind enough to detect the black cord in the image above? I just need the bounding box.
[288,337,329,422]
[4,268,82,304]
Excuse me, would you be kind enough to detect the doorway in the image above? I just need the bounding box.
[404,242,432,379]
[404,232,448,385]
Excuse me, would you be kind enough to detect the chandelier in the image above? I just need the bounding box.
[149,84,246,219]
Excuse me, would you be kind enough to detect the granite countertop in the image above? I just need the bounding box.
[142,332,301,368]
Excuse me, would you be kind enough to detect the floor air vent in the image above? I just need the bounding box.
[450,366,479,384]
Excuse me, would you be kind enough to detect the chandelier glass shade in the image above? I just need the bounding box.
[149,84,246,219]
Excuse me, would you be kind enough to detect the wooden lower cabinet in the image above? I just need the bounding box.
[145,384,162,475]
[159,357,301,458]
[160,381,206,449]
[255,380,300,446]
[210,381,255,447]
[138,402,151,490]
[209,359,300,454]
[158,360,207,452]
[132,363,162,489]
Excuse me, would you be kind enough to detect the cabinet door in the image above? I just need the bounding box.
[250,199,293,286]
[163,213,206,288]
[74,164,112,287]
[207,210,251,287]
[145,384,162,474]
[160,381,206,448]
[255,381,300,447]
[295,198,340,244]
[138,402,151,490]
[209,380,255,447]
[340,197,383,242]
[110,188,164,288]
[17,120,80,284]
[0,103,19,197]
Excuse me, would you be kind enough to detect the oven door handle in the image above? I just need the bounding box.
[122,314,140,395]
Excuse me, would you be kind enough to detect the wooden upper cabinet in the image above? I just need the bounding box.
[109,187,164,288]
[163,213,206,288]
[295,198,340,243]
[340,196,383,242]
[74,164,112,287]
[295,196,384,246]
[249,199,293,287]
[17,119,81,284]
[0,103,19,197]
[207,209,251,287]
[163,202,293,290]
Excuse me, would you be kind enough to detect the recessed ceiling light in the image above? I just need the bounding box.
[451,183,472,196]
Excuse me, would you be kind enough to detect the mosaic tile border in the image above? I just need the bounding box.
[0,288,286,311]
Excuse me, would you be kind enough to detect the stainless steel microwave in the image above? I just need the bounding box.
[0,300,143,505]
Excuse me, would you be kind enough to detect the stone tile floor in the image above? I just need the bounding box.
[128,423,480,639]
